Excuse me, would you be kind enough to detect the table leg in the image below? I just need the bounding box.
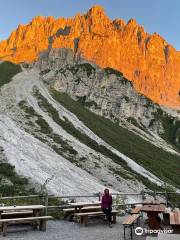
[33,209,40,217]
[0,211,2,232]
[147,212,160,230]
[33,209,40,230]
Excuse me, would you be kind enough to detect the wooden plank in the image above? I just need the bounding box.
[82,206,101,210]
[1,211,33,216]
[75,210,119,217]
[131,206,142,214]
[142,199,166,205]
[175,212,180,225]
[122,214,140,225]
[69,201,101,207]
[75,211,104,217]
[63,208,75,212]
[63,206,101,212]
[170,212,180,225]
[0,205,45,212]
[0,216,53,223]
[170,212,175,225]
[141,204,165,213]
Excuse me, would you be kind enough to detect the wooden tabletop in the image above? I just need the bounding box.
[170,212,180,225]
[69,201,101,208]
[141,204,165,213]
[0,205,45,212]
[142,199,166,205]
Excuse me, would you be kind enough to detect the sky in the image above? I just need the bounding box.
[0,0,180,49]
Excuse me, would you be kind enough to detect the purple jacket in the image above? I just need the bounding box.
[101,194,112,209]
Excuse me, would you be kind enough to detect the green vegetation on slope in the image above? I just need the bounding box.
[104,67,123,78]
[0,148,35,196]
[34,89,164,191]
[34,89,129,169]
[152,109,180,149]
[51,90,180,189]
[0,61,21,88]
[18,100,77,161]
[34,90,165,189]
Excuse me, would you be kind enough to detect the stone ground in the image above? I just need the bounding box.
[3,216,159,240]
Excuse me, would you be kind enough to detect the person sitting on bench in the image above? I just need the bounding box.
[101,188,112,227]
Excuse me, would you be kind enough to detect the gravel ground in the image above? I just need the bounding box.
[2,216,154,240]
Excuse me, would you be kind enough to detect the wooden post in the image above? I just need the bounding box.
[154,191,157,200]
[98,192,101,201]
[40,220,47,231]
[2,223,7,237]
[165,192,169,207]
[44,194,48,216]
[141,190,145,200]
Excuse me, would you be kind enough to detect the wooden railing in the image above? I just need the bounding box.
[0,191,180,216]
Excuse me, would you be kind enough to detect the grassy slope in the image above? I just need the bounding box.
[51,90,180,188]
[0,148,35,196]
[33,90,164,190]
[0,61,21,88]
[153,108,180,149]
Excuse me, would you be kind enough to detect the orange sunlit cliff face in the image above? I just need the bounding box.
[1,6,180,108]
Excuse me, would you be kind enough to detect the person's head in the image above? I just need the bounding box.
[104,188,110,195]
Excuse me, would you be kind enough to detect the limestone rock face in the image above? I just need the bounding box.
[38,48,163,134]
[1,5,180,108]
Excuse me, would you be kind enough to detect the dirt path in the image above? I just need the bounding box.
[4,217,148,240]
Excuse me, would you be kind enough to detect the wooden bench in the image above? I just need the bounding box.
[1,211,33,219]
[74,210,119,226]
[170,211,180,231]
[122,214,140,239]
[63,206,101,220]
[0,216,53,236]
[63,205,101,213]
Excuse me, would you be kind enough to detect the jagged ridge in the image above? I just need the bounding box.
[0,5,180,108]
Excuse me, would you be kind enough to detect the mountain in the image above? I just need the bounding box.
[0,6,180,108]
[0,48,180,197]
[0,6,180,198]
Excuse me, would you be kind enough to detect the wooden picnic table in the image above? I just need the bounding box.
[170,211,180,228]
[142,199,166,205]
[141,204,165,230]
[0,205,46,219]
[69,201,101,213]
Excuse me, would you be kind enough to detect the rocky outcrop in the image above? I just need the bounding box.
[38,48,163,134]
[1,6,180,108]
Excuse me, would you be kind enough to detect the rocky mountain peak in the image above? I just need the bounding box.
[127,18,138,27]
[0,6,180,108]
[87,5,105,16]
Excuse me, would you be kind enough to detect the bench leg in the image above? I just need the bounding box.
[33,221,39,230]
[83,216,88,227]
[130,226,133,240]
[112,213,116,224]
[80,216,84,225]
[124,225,126,239]
[137,216,140,226]
[40,220,47,231]
[2,223,7,237]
